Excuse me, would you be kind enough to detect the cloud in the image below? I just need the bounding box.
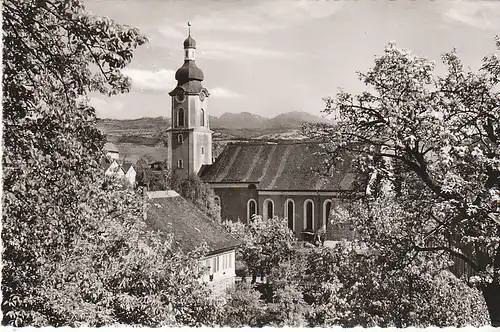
[89,96,125,119]
[210,87,243,99]
[200,42,300,60]
[189,1,343,33]
[157,25,185,40]
[122,68,176,92]
[443,1,500,30]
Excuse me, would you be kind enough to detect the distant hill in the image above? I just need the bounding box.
[210,112,267,129]
[96,112,328,163]
[268,111,328,128]
[97,116,170,137]
[210,111,329,129]
[97,111,330,141]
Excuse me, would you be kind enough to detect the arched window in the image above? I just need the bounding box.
[177,134,183,144]
[177,159,183,169]
[214,196,221,207]
[263,199,274,221]
[177,108,185,127]
[285,199,295,231]
[200,109,205,126]
[323,200,332,228]
[304,199,314,230]
[201,146,205,155]
[247,199,257,222]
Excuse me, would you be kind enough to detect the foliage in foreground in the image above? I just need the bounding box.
[221,216,296,283]
[303,37,500,324]
[2,0,218,327]
[219,217,489,327]
[304,244,490,327]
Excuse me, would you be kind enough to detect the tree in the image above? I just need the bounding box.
[135,156,171,191]
[221,216,297,284]
[304,244,490,327]
[303,40,500,324]
[2,0,218,326]
[171,174,221,223]
[221,283,265,327]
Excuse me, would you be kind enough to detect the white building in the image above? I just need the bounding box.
[145,190,239,294]
[101,143,136,186]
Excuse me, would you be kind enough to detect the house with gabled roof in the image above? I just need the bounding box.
[121,162,136,186]
[145,190,240,294]
[101,144,137,187]
[166,30,362,242]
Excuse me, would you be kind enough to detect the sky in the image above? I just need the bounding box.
[85,0,500,120]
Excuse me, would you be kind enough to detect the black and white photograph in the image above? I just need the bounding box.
[2,0,500,328]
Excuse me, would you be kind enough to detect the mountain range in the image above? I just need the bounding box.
[98,111,330,135]
[209,111,329,129]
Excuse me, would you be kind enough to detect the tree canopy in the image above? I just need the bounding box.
[304,39,500,325]
[2,0,218,326]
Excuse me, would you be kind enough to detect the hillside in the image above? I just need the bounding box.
[98,111,329,138]
[210,111,329,129]
[97,111,328,163]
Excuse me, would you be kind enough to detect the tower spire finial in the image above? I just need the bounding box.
[188,21,191,35]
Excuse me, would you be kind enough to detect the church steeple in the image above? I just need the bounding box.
[167,23,213,181]
[183,22,196,60]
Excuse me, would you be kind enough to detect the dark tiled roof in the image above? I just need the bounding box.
[175,60,204,84]
[122,162,133,173]
[200,141,357,191]
[145,191,240,254]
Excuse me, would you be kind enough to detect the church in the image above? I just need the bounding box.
[167,31,360,240]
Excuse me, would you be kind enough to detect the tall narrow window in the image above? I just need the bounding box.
[247,199,257,221]
[177,159,183,169]
[323,200,332,227]
[200,109,205,126]
[201,146,205,155]
[304,200,314,230]
[177,134,183,144]
[285,199,295,231]
[264,199,274,220]
[214,196,221,207]
[177,108,185,127]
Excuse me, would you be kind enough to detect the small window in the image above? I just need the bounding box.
[304,200,314,230]
[285,199,295,231]
[263,199,274,220]
[214,196,221,207]
[178,134,183,144]
[177,108,185,127]
[177,159,183,169]
[323,200,332,227]
[201,146,205,155]
[200,109,205,126]
[247,199,257,221]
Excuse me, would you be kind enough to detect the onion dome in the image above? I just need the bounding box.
[183,34,196,49]
[175,61,204,84]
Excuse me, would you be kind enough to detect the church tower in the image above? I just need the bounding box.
[168,25,213,180]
